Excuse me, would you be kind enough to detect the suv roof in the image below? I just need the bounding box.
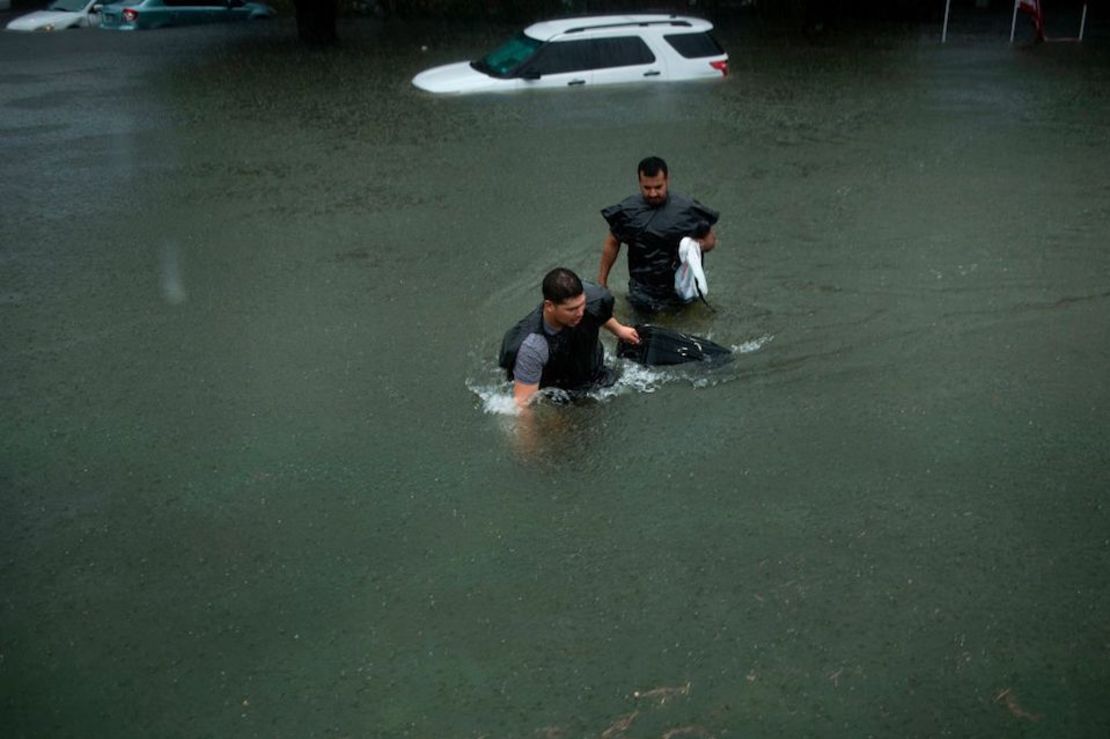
[524,14,714,43]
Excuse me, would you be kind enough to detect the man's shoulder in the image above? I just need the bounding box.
[519,331,550,354]
[511,331,550,383]
[667,191,718,222]
[606,193,649,213]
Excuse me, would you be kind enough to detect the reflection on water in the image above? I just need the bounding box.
[159,240,187,305]
[2,15,1110,738]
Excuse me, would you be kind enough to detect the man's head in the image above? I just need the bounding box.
[637,156,669,207]
[541,268,587,329]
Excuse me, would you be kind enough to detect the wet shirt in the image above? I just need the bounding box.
[601,191,719,301]
[512,324,559,385]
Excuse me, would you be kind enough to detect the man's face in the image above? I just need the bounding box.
[546,292,587,329]
[638,171,669,207]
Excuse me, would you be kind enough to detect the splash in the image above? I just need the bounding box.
[735,334,773,354]
[468,381,520,416]
[592,360,675,399]
[469,381,588,414]
[468,332,771,410]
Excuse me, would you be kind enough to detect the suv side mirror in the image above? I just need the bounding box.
[91,3,102,11]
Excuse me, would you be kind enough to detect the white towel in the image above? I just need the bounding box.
[674,236,708,302]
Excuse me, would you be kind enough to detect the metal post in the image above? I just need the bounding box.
[1079,3,1088,41]
[942,0,952,43]
[1010,0,1020,43]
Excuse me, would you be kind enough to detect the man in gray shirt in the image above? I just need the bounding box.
[500,268,640,408]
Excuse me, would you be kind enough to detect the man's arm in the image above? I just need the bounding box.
[698,226,718,254]
[598,232,622,288]
[603,317,640,345]
[510,334,547,410]
[513,380,540,409]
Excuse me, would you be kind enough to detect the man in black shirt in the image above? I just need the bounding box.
[598,156,720,314]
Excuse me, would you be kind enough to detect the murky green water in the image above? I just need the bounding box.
[2,14,1109,737]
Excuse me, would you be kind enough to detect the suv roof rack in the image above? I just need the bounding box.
[563,18,692,34]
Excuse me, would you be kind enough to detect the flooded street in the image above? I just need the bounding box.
[2,13,1109,736]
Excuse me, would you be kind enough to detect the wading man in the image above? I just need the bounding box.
[500,268,640,409]
[598,156,720,314]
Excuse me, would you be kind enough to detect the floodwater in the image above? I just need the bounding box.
[2,11,1109,738]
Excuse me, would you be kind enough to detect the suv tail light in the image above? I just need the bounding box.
[710,60,728,77]
[123,8,138,22]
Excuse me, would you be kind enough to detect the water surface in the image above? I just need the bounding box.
[2,14,1109,737]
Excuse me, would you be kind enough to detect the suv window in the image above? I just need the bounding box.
[664,32,724,59]
[525,36,655,76]
[527,39,596,75]
[593,37,656,68]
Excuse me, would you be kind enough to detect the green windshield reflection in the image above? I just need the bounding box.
[474,32,542,77]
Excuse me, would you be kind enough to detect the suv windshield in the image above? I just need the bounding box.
[472,32,543,78]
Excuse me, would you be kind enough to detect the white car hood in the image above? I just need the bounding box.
[412,62,503,94]
[7,10,85,31]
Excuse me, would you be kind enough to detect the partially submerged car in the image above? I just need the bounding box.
[6,0,102,31]
[412,14,728,95]
[98,0,274,30]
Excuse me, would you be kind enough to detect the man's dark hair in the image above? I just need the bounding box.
[638,156,669,179]
[542,268,584,304]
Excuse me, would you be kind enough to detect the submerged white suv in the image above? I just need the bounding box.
[412,15,728,95]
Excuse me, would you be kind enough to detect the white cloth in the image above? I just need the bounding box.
[674,236,708,302]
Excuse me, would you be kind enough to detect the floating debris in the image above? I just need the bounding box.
[661,725,713,739]
[632,682,691,704]
[994,688,1043,722]
[599,710,638,738]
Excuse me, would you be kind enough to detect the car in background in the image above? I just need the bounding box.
[412,14,728,95]
[98,0,274,30]
[6,0,102,31]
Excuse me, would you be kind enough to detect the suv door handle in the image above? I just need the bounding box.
[643,70,661,77]
[567,79,586,86]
